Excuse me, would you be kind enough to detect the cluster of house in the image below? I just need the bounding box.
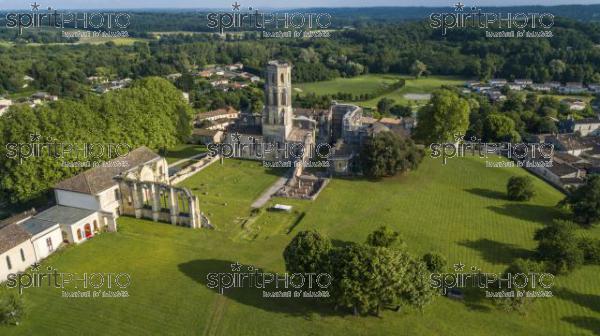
[190,61,416,180]
[0,147,209,282]
[527,118,600,189]
[465,79,599,102]
[194,63,260,91]
[89,77,133,94]
[0,92,59,117]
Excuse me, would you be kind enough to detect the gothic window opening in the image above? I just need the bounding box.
[160,189,170,211]
[178,193,190,216]
[142,185,152,209]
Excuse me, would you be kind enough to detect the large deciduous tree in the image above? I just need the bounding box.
[414,89,470,144]
[283,230,333,275]
[561,175,600,227]
[360,132,423,178]
[507,176,535,201]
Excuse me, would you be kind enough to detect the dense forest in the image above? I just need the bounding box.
[0,16,600,98]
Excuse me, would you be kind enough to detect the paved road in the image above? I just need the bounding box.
[251,176,289,208]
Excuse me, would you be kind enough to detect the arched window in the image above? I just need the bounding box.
[280,73,284,83]
[77,229,82,240]
[160,189,170,211]
[281,91,286,105]
[20,248,25,261]
[93,220,99,232]
[6,256,11,270]
[84,224,92,238]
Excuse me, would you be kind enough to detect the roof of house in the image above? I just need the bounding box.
[547,162,579,177]
[554,152,585,164]
[0,209,36,229]
[0,224,31,254]
[379,117,402,125]
[575,118,600,125]
[192,128,221,137]
[196,107,239,120]
[550,134,594,151]
[19,218,59,236]
[55,146,160,194]
[32,205,96,225]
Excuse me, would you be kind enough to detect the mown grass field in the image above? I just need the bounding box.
[163,144,208,164]
[295,74,465,109]
[1,156,599,335]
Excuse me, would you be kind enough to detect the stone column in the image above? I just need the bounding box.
[189,196,198,229]
[106,214,118,232]
[132,183,142,218]
[151,184,160,222]
[169,187,179,225]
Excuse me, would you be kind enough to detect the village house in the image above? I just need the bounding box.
[0,221,37,282]
[562,99,587,111]
[166,73,182,81]
[489,79,507,87]
[514,79,533,86]
[226,63,244,71]
[195,107,240,130]
[191,128,224,144]
[560,82,587,94]
[572,117,600,136]
[31,92,58,102]
[0,209,62,282]
[547,133,595,156]
[537,160,586,189]
[508,83,523,91]
[530,83,552,92]
[487,90,506,102]
[588,84,600,94]
[0,97,13,116]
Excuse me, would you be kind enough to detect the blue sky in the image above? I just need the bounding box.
[0,0,599,9]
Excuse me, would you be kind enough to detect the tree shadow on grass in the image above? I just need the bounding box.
[555,287,600,313]
[465,188,506,201]
[459,286,493,312]
[487,203,564,225]
[458,239,534,265]
[562,316,600,335]
[178,259,341,318]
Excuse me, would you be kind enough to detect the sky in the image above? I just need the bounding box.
[0,0,599,9]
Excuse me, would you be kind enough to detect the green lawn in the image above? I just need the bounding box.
[163,144,208,164]
[295,74,465,109]
[176,159,283,234]
[295,74,403,96]
[2,156,600,335]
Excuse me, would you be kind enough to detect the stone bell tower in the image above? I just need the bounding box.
[262,60,293,144]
